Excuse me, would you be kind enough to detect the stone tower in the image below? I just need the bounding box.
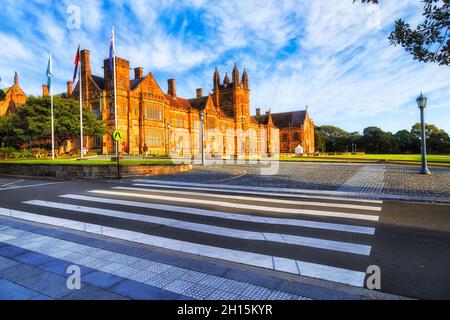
[212,64,251,156]
[212,63,250,121]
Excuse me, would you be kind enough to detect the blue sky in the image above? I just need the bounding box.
[0,0,449,134]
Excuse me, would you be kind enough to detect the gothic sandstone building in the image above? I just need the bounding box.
[0,72,27,116]
[1,50,314,157]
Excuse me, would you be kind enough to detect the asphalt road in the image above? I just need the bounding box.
[0,176,449,299]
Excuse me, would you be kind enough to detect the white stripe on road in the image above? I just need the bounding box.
[133,179,384,204]
[119,186,381,212]
[0,207,366,287]
[89,190,380,222]
[23,200,372,255]
[131,183,383,205]
[0,180,24,188]
[0,181,66,191]
[60,194,376,235]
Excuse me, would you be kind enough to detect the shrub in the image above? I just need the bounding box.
[0,147,16,159]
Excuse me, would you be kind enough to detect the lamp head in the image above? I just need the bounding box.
[417,92,427,109]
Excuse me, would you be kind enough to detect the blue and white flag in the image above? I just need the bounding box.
[46,53,53,90]
[109,27,115,75]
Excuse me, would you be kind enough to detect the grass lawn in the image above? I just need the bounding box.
[0,159,175,165]
[281,154,450,165]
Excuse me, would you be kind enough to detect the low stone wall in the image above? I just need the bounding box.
[0,163,192,179]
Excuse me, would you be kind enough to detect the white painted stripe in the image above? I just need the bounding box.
[0,207,366,287]
[24,200,372,255]
[61,194,376,235]
[0,181,66,191]
[133,179,384,204]
[0,180,24,188]
[131,182,383,205]
[90,190,380,222]
[119,186,381,212]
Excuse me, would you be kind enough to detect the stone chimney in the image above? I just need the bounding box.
[80,49,91,78]
[196,88,203,98]
[134,67,143,79]
[67,81,73,96]
[42,84,49,97]
[256,108,261,116]
[168,79,176,97]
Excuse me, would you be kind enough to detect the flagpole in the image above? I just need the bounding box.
[112,26,118,160]
[78,42,84,159]
[50,53,55,160]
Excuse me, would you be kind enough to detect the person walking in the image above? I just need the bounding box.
[143,143,148,159]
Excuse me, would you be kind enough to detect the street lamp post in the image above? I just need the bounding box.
[200,112,206,166]
[167,124,171,157]
[417,92,431,175]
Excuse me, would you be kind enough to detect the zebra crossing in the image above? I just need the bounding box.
[0,179,382,288]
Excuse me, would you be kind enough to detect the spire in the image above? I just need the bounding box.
[241,68,248,89]
[14,71,18,86]
[232,63,239,84]
[214,67,220,90]
[223,72,230,85]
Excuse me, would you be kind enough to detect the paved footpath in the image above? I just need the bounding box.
[0,176,449,299]
[145,162,450,203]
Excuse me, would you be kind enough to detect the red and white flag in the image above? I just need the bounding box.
[72,44,80,83]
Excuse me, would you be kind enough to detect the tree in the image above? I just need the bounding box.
[317,125,349,152]
[0,96,106,151]
[0,110,30,148]
[394,129,419,153]
[360,127,396,154]
[357,0,449,65]
[314,126,327,152]
[411,123,450,153]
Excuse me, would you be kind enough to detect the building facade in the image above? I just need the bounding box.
[59,49,313,158]
[2,49,313,157]
[254,108,315,154]
[0,72,27,116]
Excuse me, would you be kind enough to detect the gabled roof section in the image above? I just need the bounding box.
[252,114,270,125]
[188,96,209,111]
[271,110,307,128]
[91,75,105,90]
[130,77,145,90]
[164,94,191,110]
[250,117,259,125]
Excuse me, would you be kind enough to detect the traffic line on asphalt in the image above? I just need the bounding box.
[116,186,382,212]
[133,179,384,204]
[133,179,383,204]
[60,194,376,235]
[88,189,380,222]
[0,207,367,287]
[0,181,67,191]
[0,180,24,188]
[23,200,372,255]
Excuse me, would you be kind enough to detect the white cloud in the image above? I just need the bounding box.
[1,0,449,133]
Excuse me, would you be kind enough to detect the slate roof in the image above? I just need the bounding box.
[90,75,147,91]
[271,110,307,128]
[92,75,105,90]
[164,94,191,110]
[130,77,145,90]
[252,114,270,125]
[188,96,209,110]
